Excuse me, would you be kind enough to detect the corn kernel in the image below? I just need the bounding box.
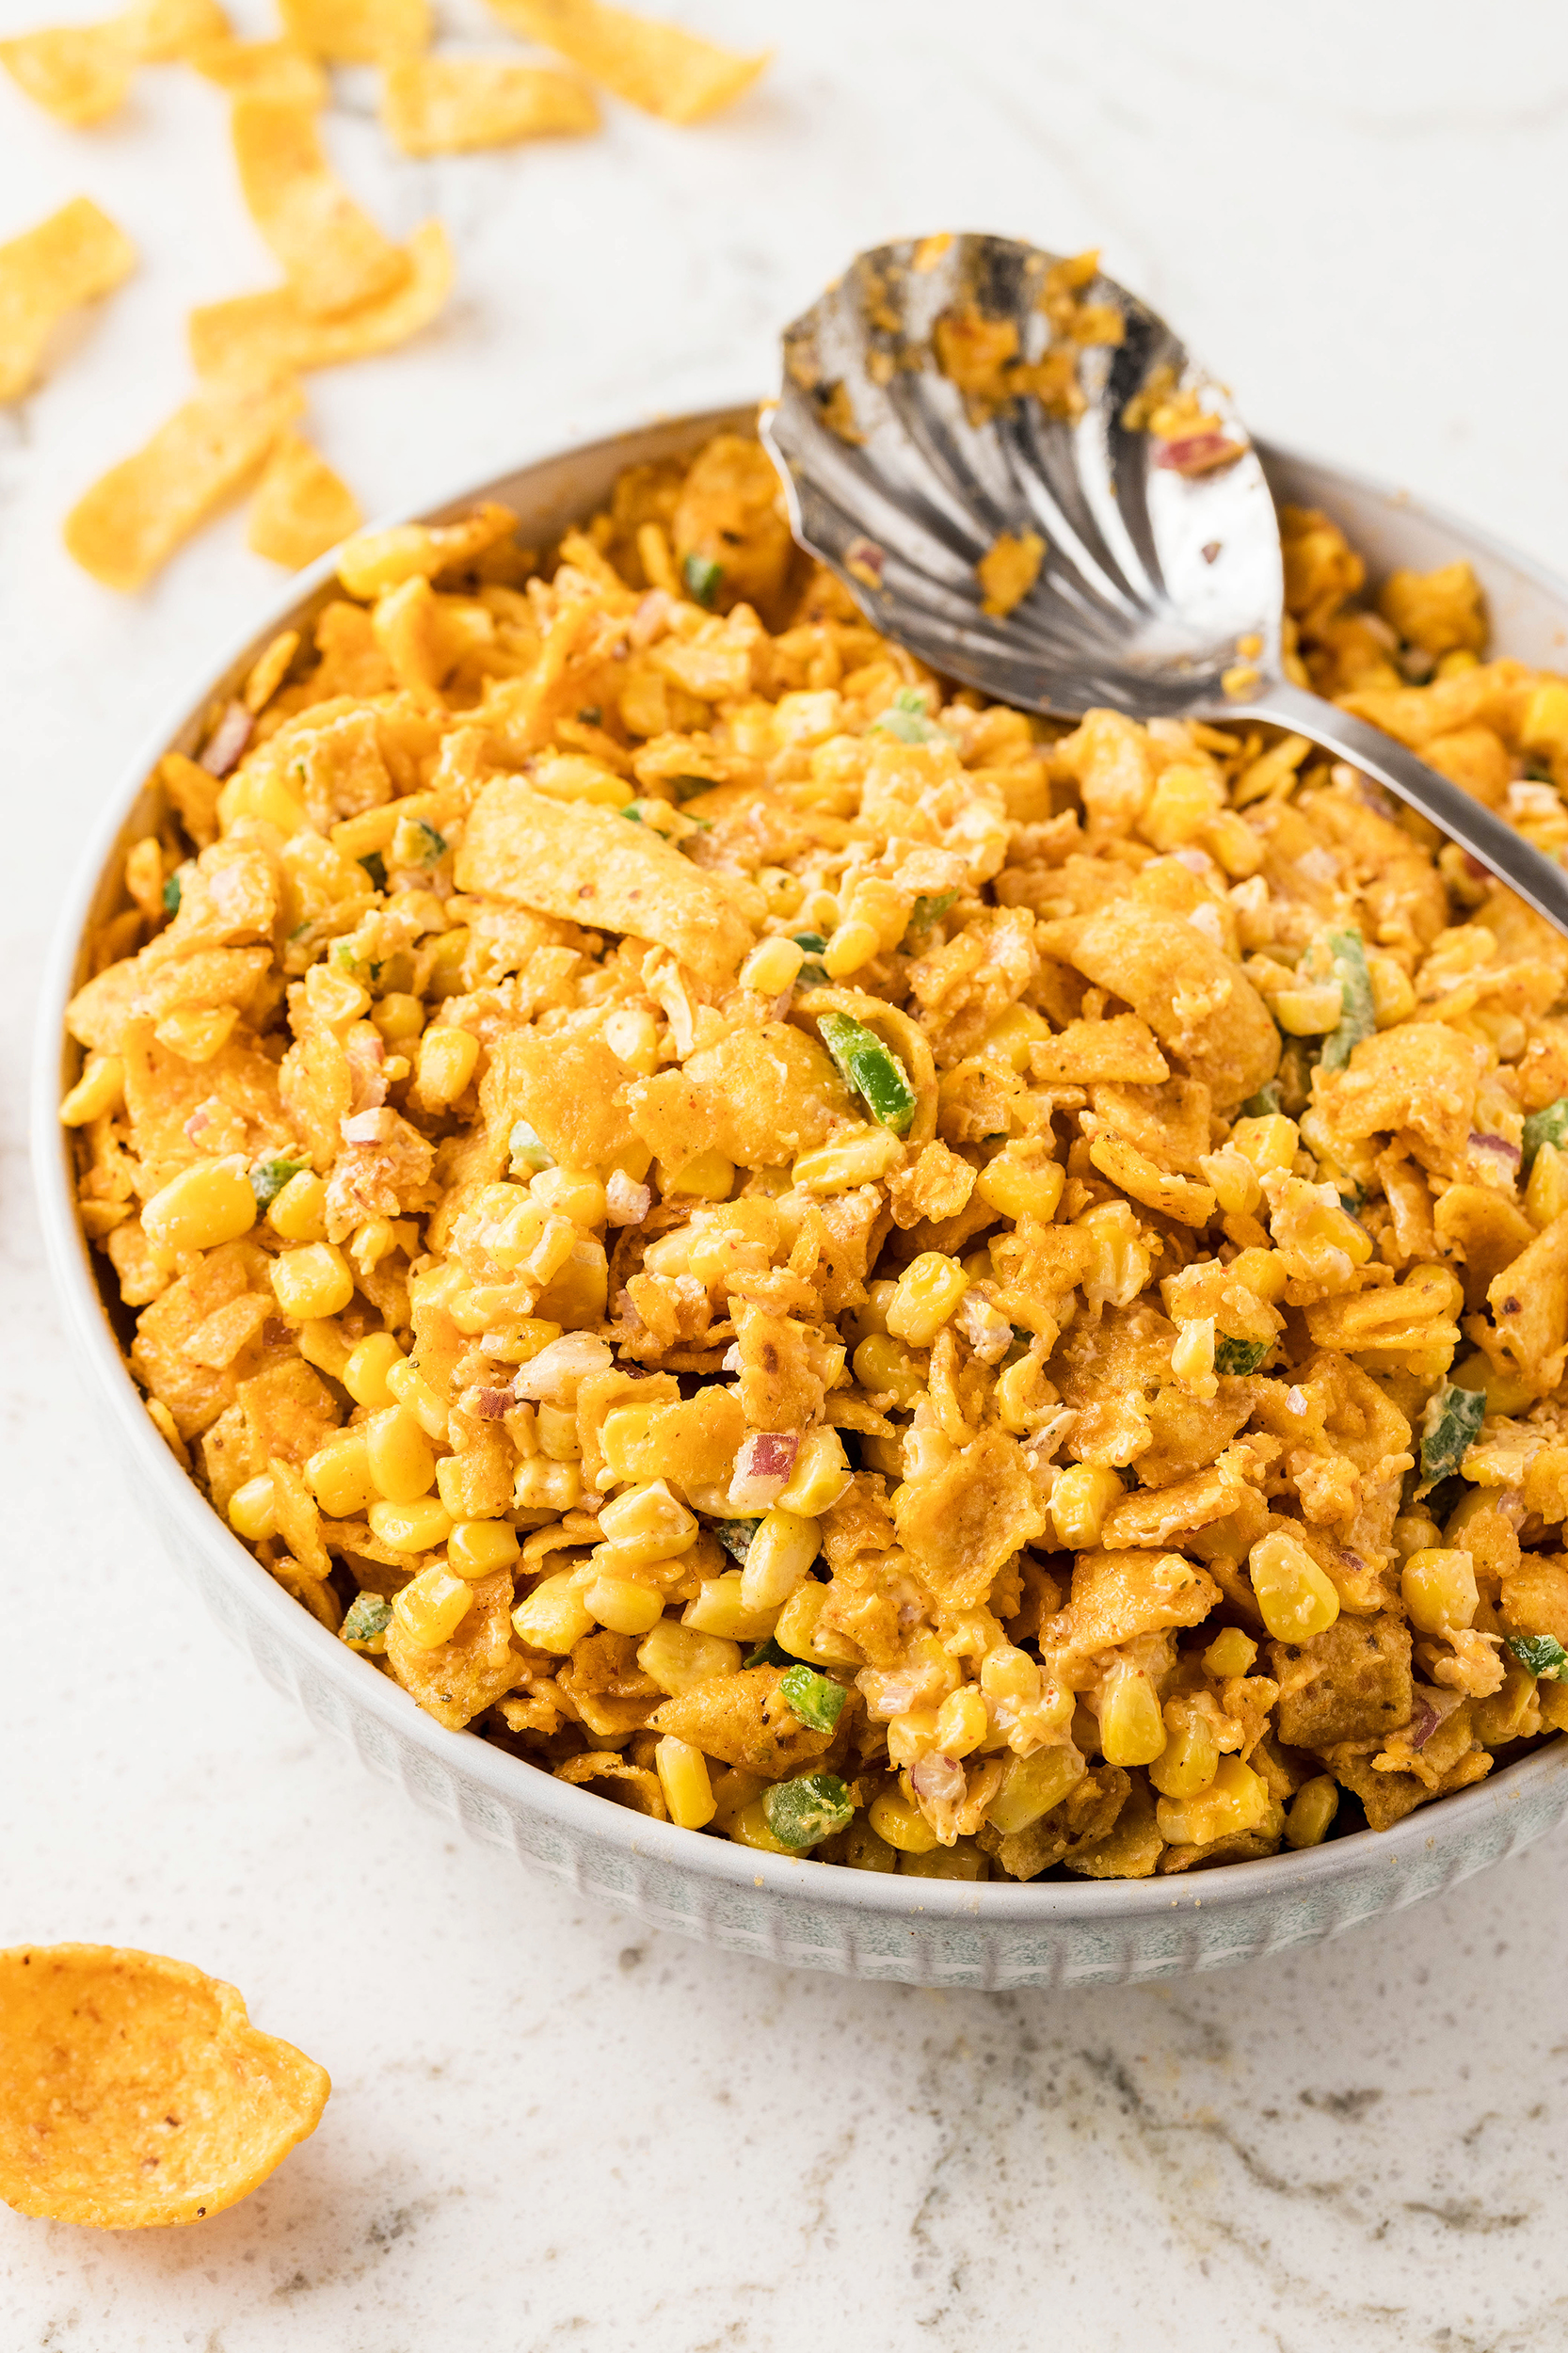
[637,1621,742,1694]
[824,916,881,977]
[392,1566,472,1651]
[530,1167,608,1228]
[583,1575,664,1636]
[775,1427,852,1517]
[1285,1775,1340,1850]
[1401,1546,1480,1637]
[1273,983,1345,1036]
[851,1333,926,1410]
[1227,1246,1288,1302]
[728,1797,792,1853]
[1527,1141,1568,1229]
[446,1519,520,1578]
[974,1150,1065,1225]
[1139,760,1224,851]
[1049,1463,1125,1550]
[935,1686,989,1758]
[887,1708,940,1768]
[1148,1696,1220,1799]
[368,1496,454,1553]
[900,1840,988,1881]
[153,1005,239,1063]
[887,1251,969,1347]
[339,1332,403,1410]
[1098,1661,1167,1767]
[142,1157,257,1255]
[371,991,425,1043]
[362,1406,436,1503]
[511,1570,595,1653]
[1199,1147,1262,1219]
[1366,949,1416,1028]
[1229,1112,1299,1175]
[296,1319,353,1383]
[985,1745,1085,1833]
[740,1507,822,1611]
[979,1644,1039,1710]
[741,936,806,995]
[1248,1529,1340,1641]
[60,1053,125,1126]
[512,1457,584,1513]
[537,1402,583,1462]
[773,1581,860,1665]
[227,1474,279,1543]
[1203,1626,1257,1679]
[655,1735,716,1829]
[218,765,308,836]
[267,1170,328,1243]
[1171,1315,1218,1402]
[976,1005,1053,1074]
[661,1148,735,1199]
[416,1024,480,1107]
[682,1572,776,1641]
[271,1241,355,1321]
[1156,1753,1271,1846]
[385,1356,449,1441]
[868,1786,939,1853]
[598,1479,697,1565]
[792,1128,905,1193]
[1521,679,1568,755]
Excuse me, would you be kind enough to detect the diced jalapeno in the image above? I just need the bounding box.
[248,1152,309,1209]
[342,1592,392,1646]
[668,774,715,802]
[1507,1633,1568,1680]
[906,889,957,935]
[1214,1335,1270,1375]
[161,872,183,915]
[871,686,944,745]
[791,933,827,954]
[577,705,602,726]
[682,552,723,608]
[414,821,448,864]
[1418,1381,1486,1493]
[332,938,382,983]
[817,1011,917,1135]
[507,1119,553,1175]
[709,1518,760,1565]
[778,1663,848,1732]
[743,1636,792,1669]
[762,1771,854,1850]
[359,851,387,891]
[1318,927,1376,1074]
[1241,1083,1281,1117]
[1522,1096,1568,1172]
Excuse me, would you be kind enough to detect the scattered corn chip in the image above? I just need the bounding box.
[188,217,452,382]
[64,374,303,591]
[0,199,136,405]
[381,56,598,153]
[280,0,429,62]
[248,431,361,568]
[244,627,302,710]
[1,0,227,122]
[232,95,410,321]
[0,1944,328,2229]
[189,35,328,104]
[487,0,766,123]
[977,528,1046,619]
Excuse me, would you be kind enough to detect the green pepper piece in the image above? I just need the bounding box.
[161,872,183,915]
[817,1011,917,1135]
[1507,1633,1568,1680]
[1522,1096,1568,1172]
[1318,927,1376,1074]
[742,1636,793,1669]
[577,705,602,726]
[507,1119,553,1175]
[1241,1083,1281,1117]
[668,774,715,802]
[342,1592,392,1645]
[778,1663,848,1733]
[1417,1381,1487,1494]
[709,1518,760,1566]
[1214,1335,1270,1375]
[359,851,387,891]
[791,932,827,954]
[906,888,957,935]
[414,820,448,864]
[762,1771,854,1850]
[682,552,723,608]
[248,1152,309,1210]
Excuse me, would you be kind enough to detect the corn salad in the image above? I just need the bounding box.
[63,432,1568,1881]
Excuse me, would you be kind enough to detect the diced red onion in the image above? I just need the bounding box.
[513,1333,614,1406]
[475,1388,513,1421]
[845,535,886,584]
[1405,1698,1440,1750]
[604,1170,651,1226]
[1154,431,1244,476]
[910,1753,966,1806]
[630,590,673,648]
[341,1107,392,1144]
[345,1027,387,1114]
[858,1666,927,1720]
[728,1431,799,1512]
[1469,1132,1522,1166]
[200,700,253,776]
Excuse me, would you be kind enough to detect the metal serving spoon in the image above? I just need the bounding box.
[760,232,1568,939]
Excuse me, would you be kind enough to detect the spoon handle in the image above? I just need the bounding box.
[1238,680,1568,940]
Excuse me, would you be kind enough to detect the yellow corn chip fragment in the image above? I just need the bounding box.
[381,56,598,153]
[0,0,226,121]
[189,35,327,104]
[0,1944,328,2228]
[279,0,429,63]
[232,95,410,321]
[121,0,231,58]
[486,0,766,123]
[977,528,1046,619]
[189,217,452,383]
[0,198,136,405]
[248,431,361,568]
[64,374,303,592]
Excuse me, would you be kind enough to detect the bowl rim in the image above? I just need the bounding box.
[30,399,1568,1936]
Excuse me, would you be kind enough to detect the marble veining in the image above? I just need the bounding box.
[4,0,1568,2344]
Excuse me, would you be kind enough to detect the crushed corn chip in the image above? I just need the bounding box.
[977,528,1046,619]
[279,0,430,62]
[189,218,453,382]
[248,431,362,568]
[232,95,410,321]
[0,198,136,406]
[487,0,767,123]
[189,34,328,104]
[381,56,599,154]
[0,0,226,123]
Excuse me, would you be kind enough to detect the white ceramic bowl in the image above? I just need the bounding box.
[34,404,1568,1988]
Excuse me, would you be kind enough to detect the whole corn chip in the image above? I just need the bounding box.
[1,0,228,123]
[0,198,136,405]
[189,217,452,382]
[279,0,429,63]
[232,95,410,321]
[64,373,303,591]
[0,1945,328,2228]
[189,34,327,104]
[486,0,766,123]
[381,56,598,153]
[248,431,361,568]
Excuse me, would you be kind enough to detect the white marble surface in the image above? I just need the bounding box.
[4,1,1568,2344]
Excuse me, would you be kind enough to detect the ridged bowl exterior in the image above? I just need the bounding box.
[33,403,1568,1987]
